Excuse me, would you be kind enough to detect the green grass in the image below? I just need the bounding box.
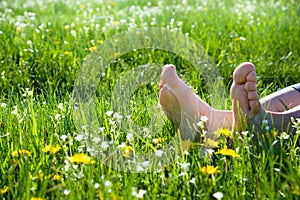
[1,0,300,199]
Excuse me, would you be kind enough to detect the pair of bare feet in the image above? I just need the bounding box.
[159,62,266,140]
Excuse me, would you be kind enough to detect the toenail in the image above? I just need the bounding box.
[164,64,176,70]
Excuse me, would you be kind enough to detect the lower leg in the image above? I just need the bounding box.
[266,105,300,133]
[260,83,300,112]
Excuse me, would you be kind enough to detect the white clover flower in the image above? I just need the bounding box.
[183,150,189,155]
[60,134,68,141]
[94,183,100,189]
[241,131,248,136]
[75,134,84,141]
[213,192,223,199]
[104,180,111,187]
[142,161,150,168]
[280,132,289,140]
[92,137,101,143]
[87,147,94,152]
[117,142,126,149]
[136,189,146,198]
[126,133,134,141]
[101,141,109,149]
[136,164,144,172]
[274,168,280,172]
[189,178,196,184]
[200,115,209,123]
[26,40,32,45]
[177,172,188,177]
[178,162,190,171]
[155,150,164,157]
[1,103,7,108]
[11,106,18,115]
[55,114,61,120]
[113,112,123,120]
[197,121,204,127]
[57,103,64,111]
[142,127,150,135]
[70,30,76,36]
[205,148,215,155]
[64,189,70,195]
[105,110,113,117]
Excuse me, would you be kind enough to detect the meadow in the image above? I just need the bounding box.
[0,0,300,199]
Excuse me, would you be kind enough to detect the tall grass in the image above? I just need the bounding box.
[0,0,300,199]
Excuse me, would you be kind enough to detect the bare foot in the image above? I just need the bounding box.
[159,64,232,139]
[230,62,263,132]
[159,85,181,128]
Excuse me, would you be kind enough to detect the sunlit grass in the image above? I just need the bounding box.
[0,0,300,199]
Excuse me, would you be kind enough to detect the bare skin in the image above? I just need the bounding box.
[159,64,232,140]
[159,63,300,136]
[230,62,262,131]
[230,62,300,133]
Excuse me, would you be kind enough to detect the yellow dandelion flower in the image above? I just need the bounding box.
[0,185,8,194]
[71,153,95,164]
[205,138,219,149]
[31,172,45,181]
[43,145,61,155]
[97,40,103,44]
[216,146,239,158]
[113,21,119,25]
[123,146,133,157]
[153,137,167,144]
[216,128,232,138]
[111,2,116,7]
[11,149,31,157]
[52,174,62,181]
[31,197,46,200]
[64,51,71,55]
[89,46,97,52]
[201,166,220,175]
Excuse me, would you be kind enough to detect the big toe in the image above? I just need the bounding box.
[233,62,256,84]
[161,64,179,84]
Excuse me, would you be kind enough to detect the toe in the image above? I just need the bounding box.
[247,71,257,82]
[161,64,178,83]
[233,62,256,84]
[249,100,261,116]
[248,91,259,100]
[160,64,182,90]
[244,82,256,92]
[162,64,176,71]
